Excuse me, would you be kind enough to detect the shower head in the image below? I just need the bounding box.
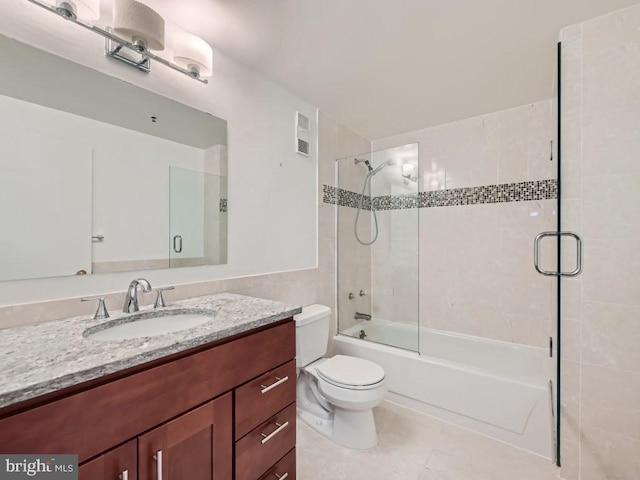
[370,157,400,175]
[354,158,374,172]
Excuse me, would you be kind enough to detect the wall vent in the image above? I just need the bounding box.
[295,111,310,156]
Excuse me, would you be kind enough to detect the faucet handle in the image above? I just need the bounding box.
[81,295,110,320]
[153,286,175,309]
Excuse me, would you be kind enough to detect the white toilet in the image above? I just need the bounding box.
[294,304,387,449]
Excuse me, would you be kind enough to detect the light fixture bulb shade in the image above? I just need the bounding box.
[113,0,165,51]
[56,0,101,20]
[402,163,415,177]
[173,32,213,77]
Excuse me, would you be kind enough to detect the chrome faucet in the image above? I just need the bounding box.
[354,312,372,321]
[123,278,152,313]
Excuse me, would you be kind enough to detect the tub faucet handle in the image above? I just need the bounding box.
[359,290,367,297]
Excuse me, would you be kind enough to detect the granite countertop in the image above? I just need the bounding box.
[0,293,301,409]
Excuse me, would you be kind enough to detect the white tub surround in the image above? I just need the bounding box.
[0,293,300,409]
[337,320,554,458]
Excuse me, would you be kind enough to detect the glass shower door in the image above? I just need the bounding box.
[336,144,420,352]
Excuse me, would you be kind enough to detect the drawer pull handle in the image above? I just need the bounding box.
[119,471,128,480]
[274,473,289,480]
[153,450,163,480]
[260,421,289,444]
[260,376,289,394]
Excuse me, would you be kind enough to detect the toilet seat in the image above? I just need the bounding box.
[315,355,385,390]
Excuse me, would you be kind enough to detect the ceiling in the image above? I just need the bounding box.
[152,1,637,140]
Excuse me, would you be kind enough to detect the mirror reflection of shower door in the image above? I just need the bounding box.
[170,166,205,268]
[170,167,227,268]
[170,165,231,269]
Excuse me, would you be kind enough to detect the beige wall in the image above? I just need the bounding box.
[560,5,640,479]
[372,100,557,349]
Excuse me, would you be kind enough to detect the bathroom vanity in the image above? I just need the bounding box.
[0,293,299,480]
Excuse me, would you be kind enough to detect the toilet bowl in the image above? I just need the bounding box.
[294,305,387,449]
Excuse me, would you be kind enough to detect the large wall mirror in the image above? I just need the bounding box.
[0,35,228,282]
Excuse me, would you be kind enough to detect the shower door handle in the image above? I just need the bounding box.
[534,231,583,277]
[173,235,183,253]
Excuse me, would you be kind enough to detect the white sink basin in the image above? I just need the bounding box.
[84,311,215,341]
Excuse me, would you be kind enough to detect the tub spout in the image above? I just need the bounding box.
[355,312,372,321]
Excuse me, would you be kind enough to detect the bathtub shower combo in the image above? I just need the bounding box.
[337,321,553,457]
[334,142,565,460]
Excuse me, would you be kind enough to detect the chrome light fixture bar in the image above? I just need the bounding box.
[26,0,209,84]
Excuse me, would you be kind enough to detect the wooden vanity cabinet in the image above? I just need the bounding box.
[0,319,296,480]
[138,394,233,480]
[78,440,137,480]
[77,395,233,480]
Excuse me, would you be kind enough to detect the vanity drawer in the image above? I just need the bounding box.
[236,403,296,480]
[235,359,296,440]
[258,448,296,480]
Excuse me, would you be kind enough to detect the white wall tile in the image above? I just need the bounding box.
[583,174,640,239]
[580,426,640,480]
[582,239,640,306]
[582,5,640,54]
[581,363,640,440]
[582,108,640,176]
[582,302,640,372]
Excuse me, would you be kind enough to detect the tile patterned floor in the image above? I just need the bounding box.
[297,401,560,480]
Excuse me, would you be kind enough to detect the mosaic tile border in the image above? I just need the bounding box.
[323,185,371,210]
[323,179,557,210]
[219,198,228,213]
[373,193,419,210]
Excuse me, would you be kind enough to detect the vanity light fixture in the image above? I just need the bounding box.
[26,0,213,84]
[52,0,100,20]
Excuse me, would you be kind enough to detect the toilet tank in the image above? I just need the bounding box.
[294,304,331,367]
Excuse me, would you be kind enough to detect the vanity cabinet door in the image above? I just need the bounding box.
[138,393,232,480]
[78,439,137,480]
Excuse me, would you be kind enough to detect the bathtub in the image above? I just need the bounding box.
[336,319,554,458]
